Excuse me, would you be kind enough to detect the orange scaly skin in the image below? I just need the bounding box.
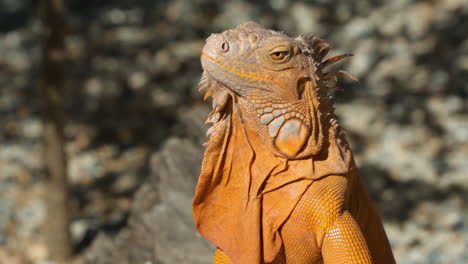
[193,21,395,264]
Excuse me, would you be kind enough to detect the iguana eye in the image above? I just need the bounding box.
[221,41,229,52]
[269,47,291,62]
[271,51,288,60]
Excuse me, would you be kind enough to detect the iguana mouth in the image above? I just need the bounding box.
[199,71,232,123]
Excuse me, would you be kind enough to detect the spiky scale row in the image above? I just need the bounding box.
[321,54,354,69]
[199,71,210,91]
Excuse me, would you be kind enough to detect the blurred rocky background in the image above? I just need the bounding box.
[0,0,467,263]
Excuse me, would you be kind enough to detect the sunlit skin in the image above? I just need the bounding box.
[193,21,395,264]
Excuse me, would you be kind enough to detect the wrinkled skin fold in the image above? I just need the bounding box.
[193,21,395,264]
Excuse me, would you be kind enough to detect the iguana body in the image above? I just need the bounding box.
[193,21,395,264]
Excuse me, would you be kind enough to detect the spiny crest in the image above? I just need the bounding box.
[198,71,210,94]
[300,35,357,92]
[199,71,231,127]
[297,35,354,149]
[199,71,229,147]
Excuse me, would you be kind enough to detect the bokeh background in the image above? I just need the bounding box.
[0,0,467,263]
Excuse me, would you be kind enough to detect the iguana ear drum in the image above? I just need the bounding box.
[274,118,309,157]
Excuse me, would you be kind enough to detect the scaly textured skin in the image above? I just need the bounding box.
[193,21,395,264]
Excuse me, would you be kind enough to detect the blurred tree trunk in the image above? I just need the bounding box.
[39,0,72,261]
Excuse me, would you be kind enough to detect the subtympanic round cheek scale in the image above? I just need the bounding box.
[274,118,309,157]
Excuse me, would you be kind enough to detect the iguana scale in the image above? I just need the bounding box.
[192,21,395,264]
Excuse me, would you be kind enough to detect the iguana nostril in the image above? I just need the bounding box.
[221,41,229,52]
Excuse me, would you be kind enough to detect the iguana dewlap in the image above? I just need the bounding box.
[192,21,395,264]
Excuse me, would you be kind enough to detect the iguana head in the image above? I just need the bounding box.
[200,21,352,158]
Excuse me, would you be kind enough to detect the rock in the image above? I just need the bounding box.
[18,119,42,139]
[0,199,13,244]
[16,199,46,238]
[365,125,440,184]
[0,248,30,264]
[214,1,257,30]
[127,71,148,91]
[79,136,213,263]
[289,2,324,36]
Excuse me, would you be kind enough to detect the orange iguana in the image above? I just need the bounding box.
[192,21,395,264]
